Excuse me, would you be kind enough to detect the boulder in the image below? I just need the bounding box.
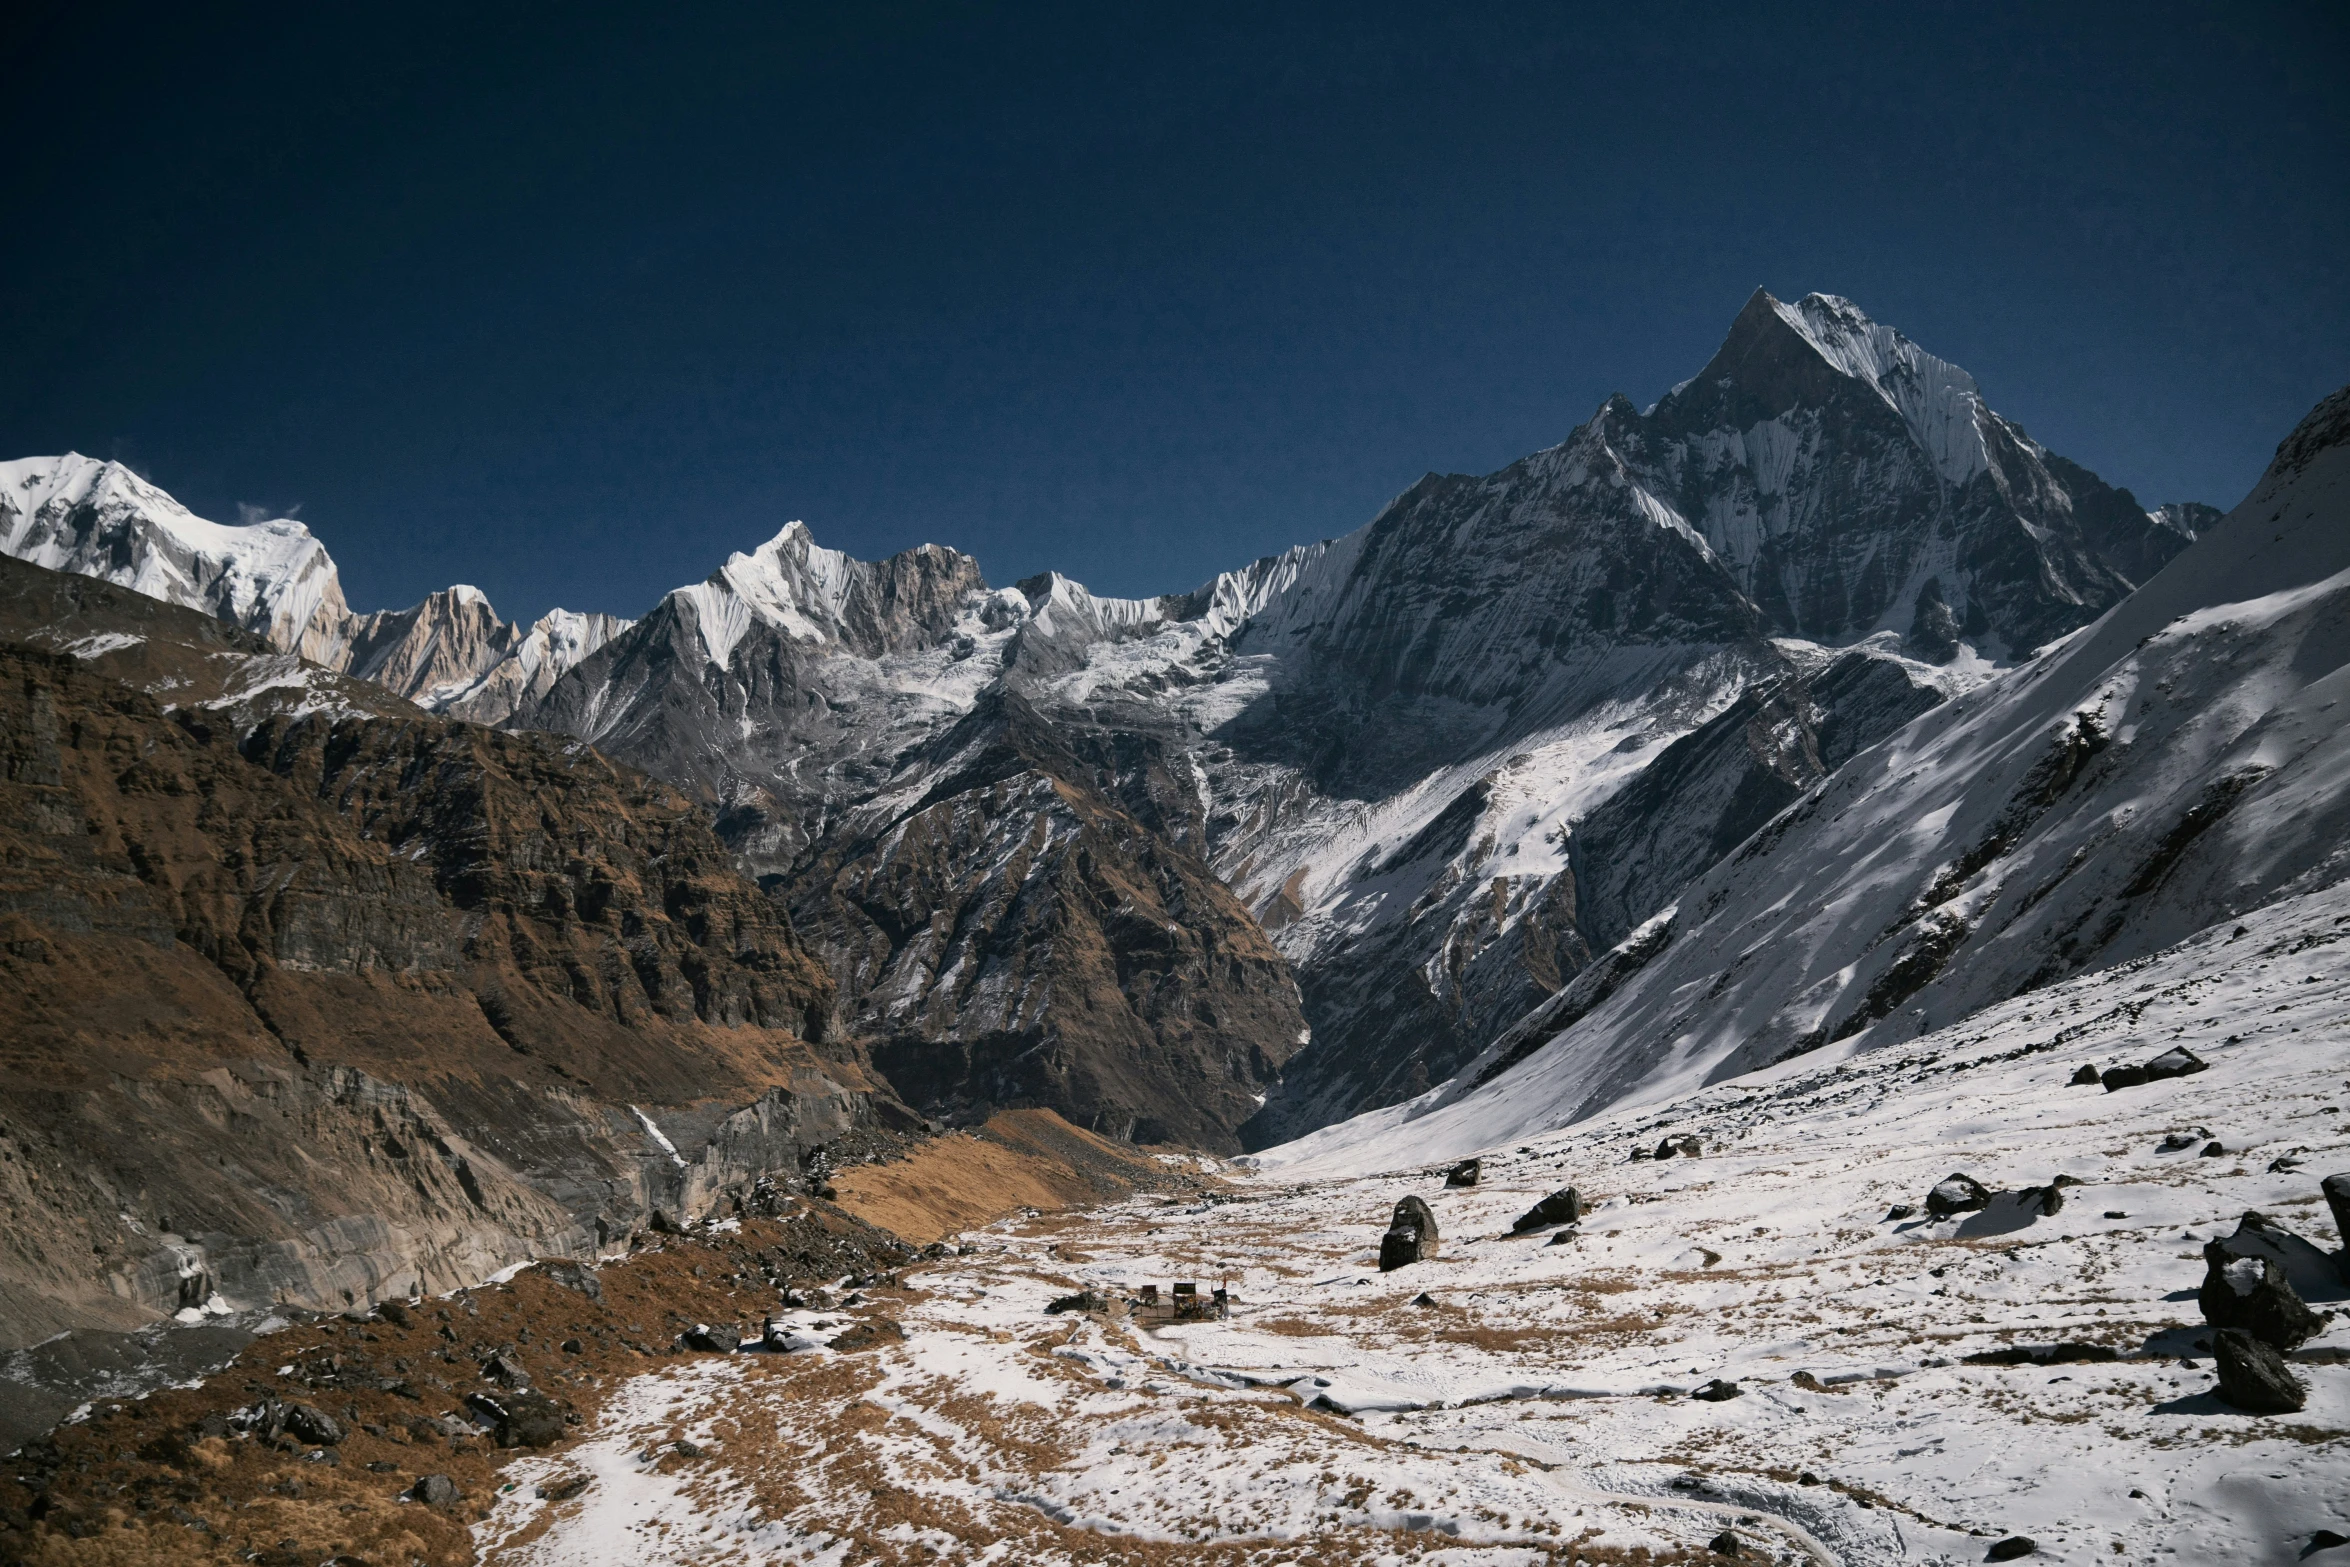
[1444,1158,1482,1188]
[2212,1327,2308,1413]
[375,1298,412,1329]
[1511,1187,1583,1233]
[1708,1526,1744,1556]
[2069,1064,2101,1086]
[1986,1538,2038,1561]
[1045,1290,1106,1315]
[1379,1195,1440,1272]
[2200,1212,2330,1347]
[1656,1135,1702,1159]
[678,1323,740,1353]
[466,1389,567,1448]
[410,1474,460,1507]
[2103,1045,2207,1092]
[1926,1173,1990,1216]
[480,1349,531,1386]
[280,1403,343,1447]
[2325,1173,2350,1280]
[1691,1378,1742,1402]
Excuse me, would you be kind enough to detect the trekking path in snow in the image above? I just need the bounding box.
[475,884,2350,1566]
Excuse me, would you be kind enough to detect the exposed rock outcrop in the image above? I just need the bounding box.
[0,556,894,1348]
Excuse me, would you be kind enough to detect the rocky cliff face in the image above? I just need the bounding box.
[0,556,892,1349]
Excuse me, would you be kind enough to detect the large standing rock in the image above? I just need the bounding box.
[1925,1173,1990,1216]
[2200,1213,2328,1348]
[2212,1328,2308,1413]
[1511,1187,1584,1233]
[1445,1158,1482,1188]
[1379,1195,1440,1272]
[2324,1173,2350,1282]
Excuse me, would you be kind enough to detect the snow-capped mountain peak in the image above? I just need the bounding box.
[1,452,351,660]
[0,452,621,724]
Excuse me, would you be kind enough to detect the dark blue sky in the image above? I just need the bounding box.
[5,3,2345,622]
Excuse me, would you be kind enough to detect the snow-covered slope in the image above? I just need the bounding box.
[0,453,626,721]
[478,873,2350,1566]
[1274,382,2350,1175]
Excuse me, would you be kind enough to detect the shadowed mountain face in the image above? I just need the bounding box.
[1,292,2215,1154]
[1284,382,2350,1176]
[0,557,897,1347]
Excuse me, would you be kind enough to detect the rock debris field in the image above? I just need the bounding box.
[456,884,2350,1565]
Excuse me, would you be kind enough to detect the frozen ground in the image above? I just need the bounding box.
[473,881,2350,1565]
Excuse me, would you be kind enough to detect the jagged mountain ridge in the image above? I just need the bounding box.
[0,454,631,724]
[500,291,2207,1148]
[1,291,2218,1152]
[1266,381,2350,1174]
[0,554,898,1347]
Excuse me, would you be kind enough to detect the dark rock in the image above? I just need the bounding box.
[1511,1187,1583,1232]
[2309,1528,2348,1551]
[2212,1328,2307,1413]
[1444,1158,1481,1188]
[2200,1141,2226,1158]
[2324,1173,2350,1279]
[1926,1173,1990,1216]
[1410,1292,1440,1307]
[480,1349,531,1385]
[466,1390,567,1448]
[1885,1204,1915,1221]
[537,1473,592,1502]
[1378,1195,1441,1271]
[1708,1526,1744,1556]
[375,1298,412,1329]
[2157,1129,2208,1152]
[2069,1064,2101,1085]
[1544,1229,1579,1246]
[1986,1538,2038,1561]
[560,1338,583,1355]
[280,1403,343,1446]
[1045,1290,1106,1315]
[678,1323,740,1353]
[1656,1135,1702,1159]
[1691,1378,1742,1401]
[2105,1046,2206,1092]
[2200,1214,2327,1348]
[410,1474,459,1507]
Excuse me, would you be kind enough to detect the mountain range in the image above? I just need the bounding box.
[1,291,2235,1165]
